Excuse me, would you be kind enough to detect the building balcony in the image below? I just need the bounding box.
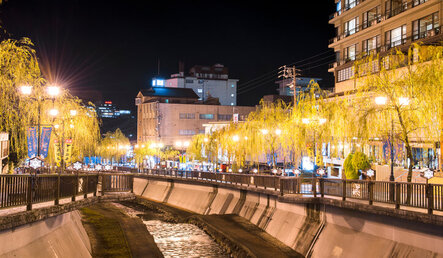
[329,0,431,45]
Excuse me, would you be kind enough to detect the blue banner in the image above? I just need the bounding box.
[27,127,37,158]
[39,126,52,158]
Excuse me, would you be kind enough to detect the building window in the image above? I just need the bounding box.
[231,93,235,97]
[413,13,440,41]
[179,113,195,119]
[362,35,380,56]
[217,114,232,121]
[344,44,357,61]
[198,80,204,84]
[336,0,342,14]
[385,0,407,18]
[185,79,194,83]
[362,6,381,29]
[412,0,428,7]
[231,84,235,88]
[385,25,407,49]
[179,130,196,135]
[197,88,203,93]
[231,103,234,106]
[344,0,356,10]
[199,114,214,120]
[337,67,355,82]
[344,17,359,36]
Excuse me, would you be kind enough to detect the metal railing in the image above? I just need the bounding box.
[0,174,99,211]
[130,168,443,214]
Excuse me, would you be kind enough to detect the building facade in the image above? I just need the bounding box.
[326,0,442,179]
[329,0,442,93]
[136,88,255,147]
[165,64,238,106]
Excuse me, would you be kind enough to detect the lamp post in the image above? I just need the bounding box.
[302,117,327,177]
[20,85,60,167]
[375,96,409,182]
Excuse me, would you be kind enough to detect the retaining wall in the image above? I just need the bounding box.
[134,177,443,257]
[0,211,91,258]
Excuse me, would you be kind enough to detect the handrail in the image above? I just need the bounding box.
[130,168,443,214]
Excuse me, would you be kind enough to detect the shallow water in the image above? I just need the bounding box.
[144,220,229,258]
[111,202,229,258]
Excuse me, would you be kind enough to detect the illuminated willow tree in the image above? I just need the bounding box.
[97,129,130,165]
[0,38,101,169]
[0,38,44,165]
[352,44,443,182]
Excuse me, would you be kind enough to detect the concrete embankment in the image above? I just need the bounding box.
[134,176,443,257]
[0,193,135,258]
[0,211,91,258]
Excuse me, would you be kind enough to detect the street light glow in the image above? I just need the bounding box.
[260,129,268,135]
[232,135,239,142]
[49,109,59,116]
[20,85,33,95]
[375,96,387,105]
[275,129,281,135]
[46,86,60,97]
[175,141,183,147]
[302,118,310,124]
[398,97,410,106]
[70,110,77,116]
[319,118,327,125]
[183,141,190,147]
[54,124,60,129]
[204,138,209,142]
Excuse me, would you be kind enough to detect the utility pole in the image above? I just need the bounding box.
[279,65,301,105]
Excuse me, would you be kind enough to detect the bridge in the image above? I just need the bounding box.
[0,170,442,257]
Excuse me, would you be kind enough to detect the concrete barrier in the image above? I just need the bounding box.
[136,177,443,257]
[0,211,91,258]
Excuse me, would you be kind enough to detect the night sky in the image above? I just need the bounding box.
[1,0,336,109]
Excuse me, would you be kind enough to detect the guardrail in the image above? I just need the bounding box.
[129,168,443,214]
[0,174,99,211]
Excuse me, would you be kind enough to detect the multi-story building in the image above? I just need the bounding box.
[275,77,322,96]
[165,64,238,106]
[327,0,442,180]
[329,0,442,93]
[136,87,255,147]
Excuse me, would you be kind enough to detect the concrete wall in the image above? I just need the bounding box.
[134,177,443,257]
[0,211,91,258]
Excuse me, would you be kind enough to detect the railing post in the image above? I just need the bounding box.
[101,175,106,196]
[130,175,134,193]
[84,175,88,199]
[368,181,374,205]
[26,176,33,211]
[274,177,278,191]
[320,178,324,198]
[427,184,434,215]
[72,174,78,202]
[342,180,346,201]
[313,177,317,198]
[280,178,284,196]
[395,183,401,209]
[55,175,60,205]
[93,175,97,197]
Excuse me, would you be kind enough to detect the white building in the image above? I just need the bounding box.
[165,64,238,106]
[0,132,9,174]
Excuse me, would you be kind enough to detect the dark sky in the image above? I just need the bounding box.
[1,0,336,109]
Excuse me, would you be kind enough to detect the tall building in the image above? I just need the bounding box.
[326,0,442,179]
[328,0,442,93]
[165,64,238,106]
[135,87,255,146]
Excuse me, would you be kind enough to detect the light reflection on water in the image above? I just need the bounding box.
[143,220,229,258]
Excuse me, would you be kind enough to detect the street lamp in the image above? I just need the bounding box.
[20,85,61,162]
[375,96,409,182]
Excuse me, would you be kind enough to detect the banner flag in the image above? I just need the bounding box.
[39,127,52,158]
[27,127,37,158]
[54,139,61,167]
[64,139,73,165]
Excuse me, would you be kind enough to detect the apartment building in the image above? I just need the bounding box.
[328,0,442,93]
[165,64,238,106]
[135,87,255,147]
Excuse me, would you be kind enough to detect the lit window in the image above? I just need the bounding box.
[231,84,235,88]
[197,89,203,93]
[231,93,235,97]
[231,103,234,106]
